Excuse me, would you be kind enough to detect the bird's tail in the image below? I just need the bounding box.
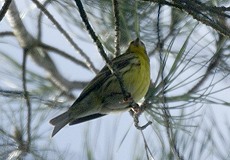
[50,111,70,137]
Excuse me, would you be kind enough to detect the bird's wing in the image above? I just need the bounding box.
[72,53,137,104]
[69,113,106,125]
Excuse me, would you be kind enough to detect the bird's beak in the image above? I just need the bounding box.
[133,38,140,46]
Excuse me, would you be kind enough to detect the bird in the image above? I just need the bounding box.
[50,38,150,137]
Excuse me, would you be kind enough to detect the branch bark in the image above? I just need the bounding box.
[4,0,88,96]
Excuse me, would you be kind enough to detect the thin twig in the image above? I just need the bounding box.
[112,0,120,56]
[188,35,225,93]
[37,0,52,41]
[0,89,64,106]
[134,114,152,130]
[5,1,85,97]
[131,106,152,130]
[129,105,153,159]
[74,0,131,101]
[74,1,152,133]
[22,48,31,152]
[0,0,12,22]
[144,0,230,37]
[0,31,14,37]
[157,5,183,160]
[38,42,89,70]
[140,131,155,160]
[31,0,97,73]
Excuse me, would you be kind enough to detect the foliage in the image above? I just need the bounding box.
[0,0,230,159]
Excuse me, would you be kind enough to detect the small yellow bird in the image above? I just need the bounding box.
[50,38,150,136]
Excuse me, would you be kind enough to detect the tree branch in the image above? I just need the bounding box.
[74,0,132,101]
[4,1,88,97]
[38,42,89,70]
[157,5,183,160]
[0,0,12,21]
[144,0,230,37]
[22,49,31,152]
[31,0,97,73]
[112,0,120,56]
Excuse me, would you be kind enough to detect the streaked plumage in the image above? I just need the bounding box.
[50,38,150,137]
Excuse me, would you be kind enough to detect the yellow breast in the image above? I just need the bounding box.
[123,50,150,102]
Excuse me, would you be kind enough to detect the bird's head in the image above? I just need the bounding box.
[127,38,146,54]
